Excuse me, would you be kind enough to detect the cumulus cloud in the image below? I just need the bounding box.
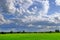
[0,0,49,15]
[55,0,60,6]
[48,12,60,23]
[3,0,50,26]
[0,14,6,24]
[1,0,60,32]
[0,13,13,25]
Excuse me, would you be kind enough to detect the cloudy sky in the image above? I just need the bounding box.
[0,0,60,32]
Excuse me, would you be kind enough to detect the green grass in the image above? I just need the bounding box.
[0,33,60,40]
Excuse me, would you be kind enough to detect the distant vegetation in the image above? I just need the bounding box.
[0,29,60,34]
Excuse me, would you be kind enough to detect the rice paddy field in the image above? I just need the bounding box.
[0,33,60,40]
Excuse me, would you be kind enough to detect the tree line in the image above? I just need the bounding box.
[0,29,60,34]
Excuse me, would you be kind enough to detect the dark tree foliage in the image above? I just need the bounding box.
[0,30,60,34]
[10,31,13,33]
[55,30,60,32]
[22,30,25,33]
[0,32,5,34]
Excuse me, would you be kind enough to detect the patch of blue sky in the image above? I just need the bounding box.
[28,1,43,16]
[2,13,16,19]
[47,0,60,15]
[28,1,43,12]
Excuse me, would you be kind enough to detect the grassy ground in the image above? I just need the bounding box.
[0,33,60,40]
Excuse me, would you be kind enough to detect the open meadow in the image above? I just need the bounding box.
[0,33,60,40]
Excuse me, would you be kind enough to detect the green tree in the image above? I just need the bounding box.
[55,30,60,32]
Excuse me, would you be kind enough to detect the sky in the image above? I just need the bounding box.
[0,0,60,32]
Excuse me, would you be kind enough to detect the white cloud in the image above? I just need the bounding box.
[39,0,49,16]
[18,0,50,24]
[6,0,16,13]
[0,14,5,24]
[0,13,13,25]
[1,0,49,16]
[55,0,60,6]
[28,24,34,27]
[1,0,60,32]
[5,0,33,15]
[48,12,60,23]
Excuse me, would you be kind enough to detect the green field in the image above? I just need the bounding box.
[0,33,60,40]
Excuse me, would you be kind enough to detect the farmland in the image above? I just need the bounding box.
[0,33,60,40]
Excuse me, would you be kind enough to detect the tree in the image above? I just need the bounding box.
[55,30,60,32]
[0,32,5,34]
[22,30,25,33]
[10,30,13,33]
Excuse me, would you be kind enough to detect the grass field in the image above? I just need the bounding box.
[0,33,60,40]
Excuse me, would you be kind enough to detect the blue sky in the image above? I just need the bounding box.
[0,0,60,32]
